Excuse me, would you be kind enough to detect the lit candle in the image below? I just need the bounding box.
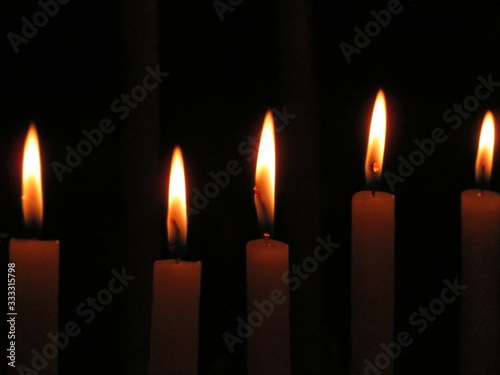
[460,111,500,375]
[351,90,395,375]
[149,146,202,375]
[9,124,59,375]
[246,111,290,375]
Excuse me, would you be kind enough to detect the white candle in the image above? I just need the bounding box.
[246,238,290,375]
[149,259,201,375]
[460,111,500,374]
[246,111,290,375]
[9,124,59,375]
[351,90,394,375]
[149,146,201,375]
[351,192,394,373]
[9,239,59,375]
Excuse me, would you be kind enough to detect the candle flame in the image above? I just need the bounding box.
[22,124,43,231]
[167,146,187,248]
[365,89,387,188]
[254,110,275,232]
[475,111,495,186]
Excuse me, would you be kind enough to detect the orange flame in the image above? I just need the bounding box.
[475,111,495,185]
[22,124,43,230]
[254,110,275,229]
[167,146,187,246]
[365,89,387,187]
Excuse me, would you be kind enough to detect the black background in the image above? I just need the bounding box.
[1,0,500,374]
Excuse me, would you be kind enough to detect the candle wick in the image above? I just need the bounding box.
[263,232,271,246]
[169,218,184,260]
[25,221,41,240]
[477,164,488,192]
[367,163,381,195]
[170,217,181,247]
[254,186,273,237]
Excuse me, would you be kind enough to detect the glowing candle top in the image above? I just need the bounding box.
[22,124,43,237]
[365,89,387,190]
[167,146,187,255]
[475,111,495,189]
[254,111,276,236]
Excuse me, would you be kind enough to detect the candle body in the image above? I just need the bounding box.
[246,239,290,375]
[149,260,201,375]
[9,239,59,375]
[351,191,394,375]
[460,189,500,375]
